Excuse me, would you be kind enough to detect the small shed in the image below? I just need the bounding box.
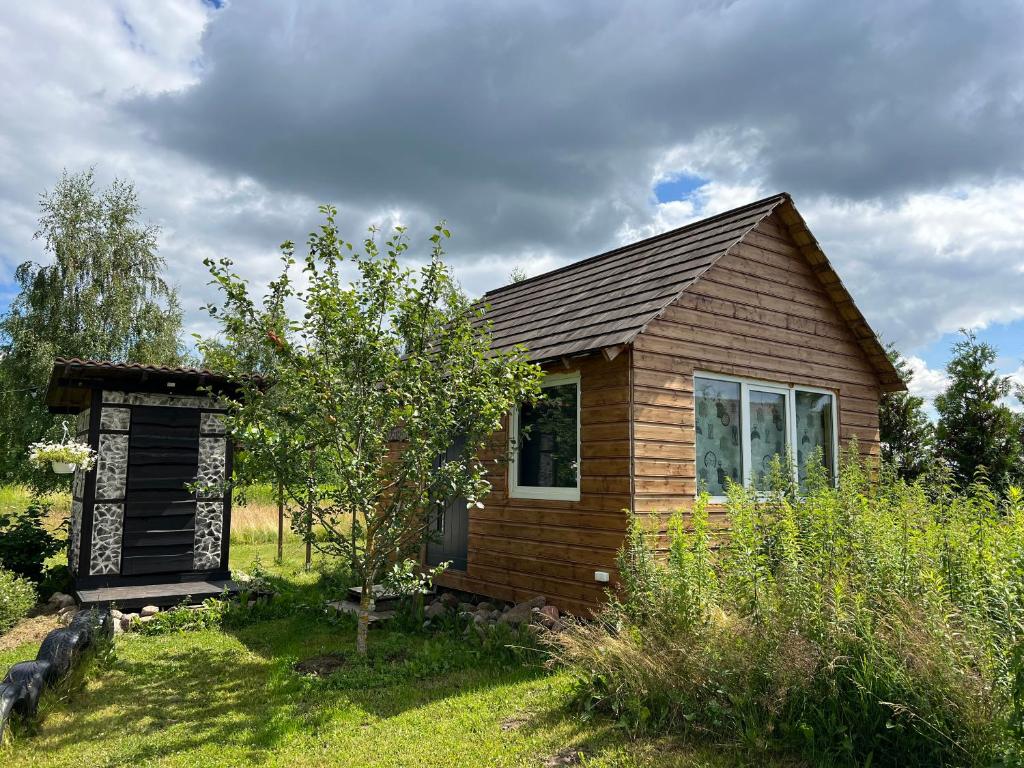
[45,359,239,608]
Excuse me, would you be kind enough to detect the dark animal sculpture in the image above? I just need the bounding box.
[0,608,112,743]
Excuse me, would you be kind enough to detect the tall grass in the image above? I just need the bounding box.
[231,502,283,545]
[549,451,1024,766]
[230,493,334,547]
[0,485,70,528]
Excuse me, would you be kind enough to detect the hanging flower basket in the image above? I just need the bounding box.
[28,440,96,474]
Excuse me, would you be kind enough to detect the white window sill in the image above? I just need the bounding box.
[509,485,580,502]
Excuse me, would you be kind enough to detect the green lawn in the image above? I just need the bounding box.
[1,531,754,767]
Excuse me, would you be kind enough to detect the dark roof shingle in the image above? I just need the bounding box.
[483,194,787,361]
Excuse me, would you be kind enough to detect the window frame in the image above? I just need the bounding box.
[694,370,839,502]
[508,371,582,502]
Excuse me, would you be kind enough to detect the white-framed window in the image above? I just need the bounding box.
[509,371,581,502]
[694,371,838,500]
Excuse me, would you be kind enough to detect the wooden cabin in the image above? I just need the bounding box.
[45,359,238,608]
[427,193,905,615]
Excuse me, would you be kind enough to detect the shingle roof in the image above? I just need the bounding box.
[483,194,788,361]
[45,358,255,413]
[481,193,905,391]
[51,358,229,380]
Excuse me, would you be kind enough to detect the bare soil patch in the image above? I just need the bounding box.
[543,746,583,766]
[0,613,59,652]
[293,648,410,676]
[501,713,532,732]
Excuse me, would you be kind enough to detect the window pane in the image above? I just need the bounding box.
[517,382,578,488]
[749,389,787,489]
[796,391,835,489]
[695,377,741,496]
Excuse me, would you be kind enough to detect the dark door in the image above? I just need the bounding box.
[426,439,468,572]
[121,405,201,576]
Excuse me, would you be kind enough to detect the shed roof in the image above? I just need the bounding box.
[483,193,904,392]
[45,358,246,413]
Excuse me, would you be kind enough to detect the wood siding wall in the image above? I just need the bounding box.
[435,352,631,615]
[631,212,882,521]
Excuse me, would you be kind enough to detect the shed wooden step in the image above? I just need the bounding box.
[76,579,239,610]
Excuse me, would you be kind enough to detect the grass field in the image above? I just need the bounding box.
[1,490,759,767]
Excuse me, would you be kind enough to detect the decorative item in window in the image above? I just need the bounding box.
[796,390,835,489]
[695,373,838,497]
[695,377,741,496]
[749,389,787,488]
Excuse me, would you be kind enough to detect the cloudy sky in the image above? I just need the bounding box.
[1,1,1022,408]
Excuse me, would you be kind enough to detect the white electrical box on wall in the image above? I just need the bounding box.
[594,571,610,583]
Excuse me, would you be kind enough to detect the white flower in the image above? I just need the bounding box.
[28,439,96,471]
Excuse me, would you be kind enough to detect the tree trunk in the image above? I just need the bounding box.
[304,450,314,572]
[356,580,373,655]
[276,478,284,564]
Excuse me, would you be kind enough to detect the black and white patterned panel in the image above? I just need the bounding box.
[100,406,130,431]
[193,411,228,569]
[200,411,225,435]
[90,503,124,575]
[75,407,91,438]
[69,499,83,573]
[103,390,219,409]
[90,399,130,575]
[69,409,89,575]
[193,501,224,569]
[94,434,129,501]
[196,438,226,491]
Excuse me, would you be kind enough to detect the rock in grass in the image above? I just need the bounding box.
[535,605,561,629]
[438,592,459,610]
[424,601,447,620]
[498,596,546,627]
[47,592,75,610]
[140,605,160,618]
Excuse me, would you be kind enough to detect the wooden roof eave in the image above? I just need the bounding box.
[771,200,907,393]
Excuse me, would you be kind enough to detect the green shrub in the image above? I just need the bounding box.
[0,567,37,633]
[549,452,1024,766]
[0,498,62,583]
[133,599,229,635]
[37,564,72,601]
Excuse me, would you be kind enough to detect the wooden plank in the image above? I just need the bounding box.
[121,554,195,576]
[660,300,870,361]
[635,332,879,389]
[641,320,878,382]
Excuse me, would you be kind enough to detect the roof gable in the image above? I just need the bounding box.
[484,194,786,360]
[483,193,903,391]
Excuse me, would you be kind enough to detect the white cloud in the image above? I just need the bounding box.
[1007,365,1024,413]
[905,356,950,403]
[1,0,1023,365]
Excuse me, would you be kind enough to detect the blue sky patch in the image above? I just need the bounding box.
[654,173,708,204]
[916,319,1024,373]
